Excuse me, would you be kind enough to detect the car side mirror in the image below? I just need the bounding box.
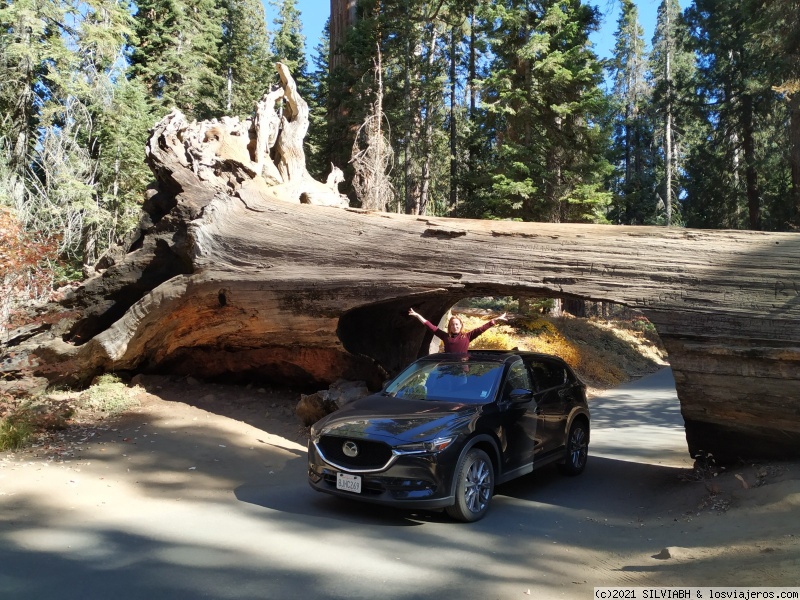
[509,389,534,403]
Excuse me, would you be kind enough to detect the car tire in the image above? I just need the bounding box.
[558,419,589,476]
[446,448,494,522]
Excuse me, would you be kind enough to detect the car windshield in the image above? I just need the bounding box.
[385,359,504,403]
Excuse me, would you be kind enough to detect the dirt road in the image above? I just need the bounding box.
[1,370,797,599]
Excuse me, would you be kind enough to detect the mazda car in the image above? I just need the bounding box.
[307,350,590,522]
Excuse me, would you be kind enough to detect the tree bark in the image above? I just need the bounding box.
[664,7,673,226]
[329,0,357,72]
[741,93,762,230]
[275,63,310,183]
[789,92,800,227]
[449,26,458,211]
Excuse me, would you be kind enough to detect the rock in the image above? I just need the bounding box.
[652,546,692,560]
[328,379,370,409]
[653,548,672,560]
[296,392,337,427]
[295,380,371,426]
[0,377,49,398]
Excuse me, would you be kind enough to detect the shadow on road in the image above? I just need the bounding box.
[235,453,697,528]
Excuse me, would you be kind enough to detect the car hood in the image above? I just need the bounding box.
[313,393,481,444]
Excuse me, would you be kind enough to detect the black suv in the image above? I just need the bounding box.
[308,350,589,522]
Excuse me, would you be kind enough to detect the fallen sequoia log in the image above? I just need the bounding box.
[2,68,800,462]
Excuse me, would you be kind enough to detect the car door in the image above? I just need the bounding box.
[527,359,570,457]
[498,360,538,475]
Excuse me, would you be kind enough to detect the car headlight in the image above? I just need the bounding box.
[393,437,455,456]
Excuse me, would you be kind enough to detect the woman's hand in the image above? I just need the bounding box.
[409,308,426,323]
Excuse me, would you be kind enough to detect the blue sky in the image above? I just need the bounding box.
[263,1,662,64]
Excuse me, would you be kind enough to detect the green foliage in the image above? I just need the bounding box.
[306,20,332,180]
[647,0,697,227]
[0,393,78,451]
[93,78,154,239]
[130,0,226,120]
[51,259,85,286]
[0,0,150,272]
[270,0,308,87]
[605,0,658,225]
[681,0,792,230]
[0,415,34,451]
[223,0,274,117]
[79,374,141,414]
[454,296,520,312]
[471,0,612,223]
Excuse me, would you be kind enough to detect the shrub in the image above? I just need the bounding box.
[462,313,634,389]
[471,326,516,350]
[79,374,140,414]
[0,414,34,451]
[0,206,60,338]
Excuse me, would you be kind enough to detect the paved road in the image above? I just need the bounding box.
[589,368,693,468]
[1,369,708,600]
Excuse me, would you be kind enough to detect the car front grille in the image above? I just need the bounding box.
[316,435,393,471]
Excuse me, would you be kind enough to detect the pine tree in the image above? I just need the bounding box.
[683,0,785,230]
[324,0,463,215]
[381,1,452,215]
[1,0,149,269]
[0,0,72,176]
[443,0,481,214]
[269,0,307,81]
[130,0,226,120]
[325,0,382,203]
[65,0,142,266]
[307,20,332,180]
[649,0,696,226]
[93,78,155,252]
[751,0,800,228]
[475,0,611,223]
[222,0,274,117]
[607,0,655,225]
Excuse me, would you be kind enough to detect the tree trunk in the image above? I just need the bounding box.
[789,92,800,227]
[329,0,357,72]
[517,297,536,316]
[449,26,458,211]
[664,10,673,226]
[562,299,586,318]
[275,63,310,182]
[741,93,761,230]
[418,26,439,216]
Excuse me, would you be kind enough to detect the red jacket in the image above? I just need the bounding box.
[423,319,497,353]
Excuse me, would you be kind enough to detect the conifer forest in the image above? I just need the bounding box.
[1,0,799,315]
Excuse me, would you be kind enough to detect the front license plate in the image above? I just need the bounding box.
[336,472,362,494]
